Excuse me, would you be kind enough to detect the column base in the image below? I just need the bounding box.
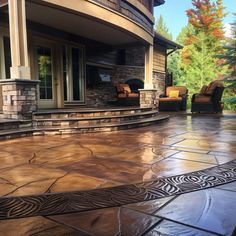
[139,89,158,109]
[0,79,39,120]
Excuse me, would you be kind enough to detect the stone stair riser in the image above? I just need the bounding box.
[33,113,158,128]
[32,108,151,119]
[0,116,169,141]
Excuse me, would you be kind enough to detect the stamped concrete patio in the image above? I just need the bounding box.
[0,114,236,235]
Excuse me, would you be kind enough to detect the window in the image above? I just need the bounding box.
[37,46,53,100]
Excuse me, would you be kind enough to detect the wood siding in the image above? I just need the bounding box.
[153,45,166,73]
[93,0,153,33]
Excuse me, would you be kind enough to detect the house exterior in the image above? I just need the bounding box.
[0,0,181,120]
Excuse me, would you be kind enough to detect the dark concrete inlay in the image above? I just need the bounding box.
[0,160,236,220]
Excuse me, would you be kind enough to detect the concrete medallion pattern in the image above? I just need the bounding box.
[0,160,236,220]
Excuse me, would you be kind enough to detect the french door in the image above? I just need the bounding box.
[36,44,57,108]
[63,45,85,104]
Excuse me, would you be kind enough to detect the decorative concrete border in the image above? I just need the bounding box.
[0,160,236,220]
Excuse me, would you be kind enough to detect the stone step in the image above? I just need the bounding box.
[33,107,152,119]
[0,115,169,140]
[0,119,32,131]
[33,110,158,127]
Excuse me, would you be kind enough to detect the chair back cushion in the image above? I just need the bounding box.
[169,90,180,98]
[116,84,131,93]
[200,85,208,94]
[116,84,124,93]
[166,86,187,96]
[205,80,224,95]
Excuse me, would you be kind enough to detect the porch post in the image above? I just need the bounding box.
[9,0,30,79]
[144,44,154,89]
[0,0,39,120]
[139,44,158,109]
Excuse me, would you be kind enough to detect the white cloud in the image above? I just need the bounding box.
[224,23,233,38]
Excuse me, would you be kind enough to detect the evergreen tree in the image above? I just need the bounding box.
[180,0,227,96]
[155,15,173,40]
[218,13,236,108]
[167,24,194,85]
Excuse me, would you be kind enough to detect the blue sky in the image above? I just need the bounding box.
[154,0,236,40]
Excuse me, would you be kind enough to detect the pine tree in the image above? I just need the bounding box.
[155,15,173,40]
[180,0,227,97]
[168,24,194,85]
[218,13,236,108]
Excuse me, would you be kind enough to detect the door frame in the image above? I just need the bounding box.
[33,38,57,109]
[63,44,85,105]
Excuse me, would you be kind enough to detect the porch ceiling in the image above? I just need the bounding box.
[26,1,140,46]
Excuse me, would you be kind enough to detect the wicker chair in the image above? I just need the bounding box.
[159,86,188,111]
[115,83,139,106]
[191,80,224,113]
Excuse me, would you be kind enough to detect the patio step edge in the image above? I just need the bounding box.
[0,115,169,140]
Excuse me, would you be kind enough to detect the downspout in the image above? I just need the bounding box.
[165,47,178,87]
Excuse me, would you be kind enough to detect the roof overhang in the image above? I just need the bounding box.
[154,32,183,50]
[154,0,165,7]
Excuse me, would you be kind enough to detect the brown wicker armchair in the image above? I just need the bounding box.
[115,83,139,106]
[159,86,188,111]
[191,80,224,113]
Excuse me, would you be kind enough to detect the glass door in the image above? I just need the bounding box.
[63,45,85,103]
[36,45,56,108]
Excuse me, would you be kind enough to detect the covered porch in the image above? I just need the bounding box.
[0,0,158,120]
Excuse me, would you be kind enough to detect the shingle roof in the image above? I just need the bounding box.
[154,32,183,49]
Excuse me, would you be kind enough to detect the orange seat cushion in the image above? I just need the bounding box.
[194,95,212,103]
[159,97,182,102]
[118,93,138,98]
[117,93,127,98]
[127,93,139,98]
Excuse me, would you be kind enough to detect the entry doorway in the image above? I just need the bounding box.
[36,44,57,108]
[63,45,85,104]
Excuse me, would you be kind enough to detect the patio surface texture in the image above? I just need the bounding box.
[0,115,236,236]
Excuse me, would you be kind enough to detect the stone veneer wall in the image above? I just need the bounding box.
[85,46,166,107]
[86,66,145,106]
[86,84,117,107]
[112,65,144,84]
[153,71,166,97]
[85,69,166,107]
[125,47,145,66]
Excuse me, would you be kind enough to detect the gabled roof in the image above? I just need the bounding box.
[154,32,183,50]
[154,0,165,7]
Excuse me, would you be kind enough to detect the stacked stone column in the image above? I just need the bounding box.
[1,80,38,119]
[140,44,158,109]
[139,89,158,109]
